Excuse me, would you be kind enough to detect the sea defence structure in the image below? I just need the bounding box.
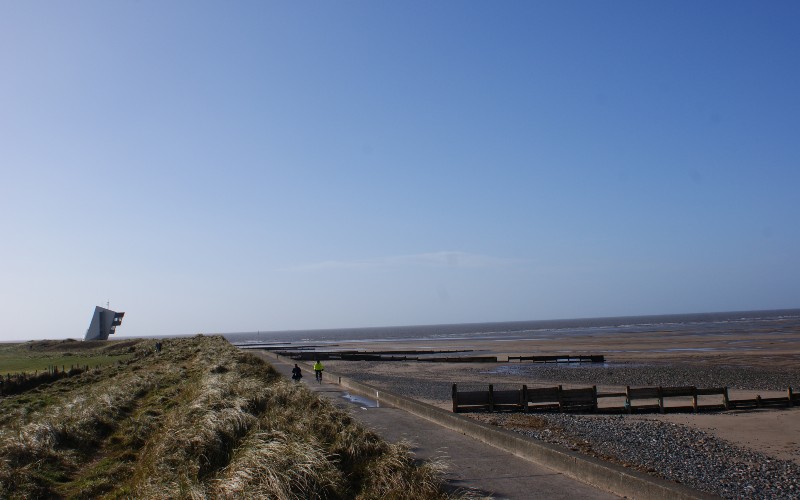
[84,306,125,341]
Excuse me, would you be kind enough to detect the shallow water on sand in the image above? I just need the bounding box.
[225,309,800,347]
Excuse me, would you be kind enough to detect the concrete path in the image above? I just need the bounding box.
[255,353,618,499]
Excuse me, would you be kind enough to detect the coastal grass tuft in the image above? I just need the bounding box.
[0,335,455,499]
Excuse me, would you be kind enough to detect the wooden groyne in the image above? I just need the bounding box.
[507,355,605,363]
[418,356,498,363]
[248,348,606,364]
[278,350,489,362]
[452,384,800,414]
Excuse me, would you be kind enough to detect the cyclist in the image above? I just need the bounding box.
[313,359,324,383]
[291,364,302,383]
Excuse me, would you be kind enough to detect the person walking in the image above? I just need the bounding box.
[313,359,324,383]
[291,364,302,383]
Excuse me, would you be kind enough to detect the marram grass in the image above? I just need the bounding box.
[0,336,457,499]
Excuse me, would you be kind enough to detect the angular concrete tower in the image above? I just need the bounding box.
[84,306,125,341]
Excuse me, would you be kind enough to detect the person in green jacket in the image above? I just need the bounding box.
[313,359,324,383]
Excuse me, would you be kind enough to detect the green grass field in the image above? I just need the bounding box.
[0,353,132,374]
[0,339,138,375]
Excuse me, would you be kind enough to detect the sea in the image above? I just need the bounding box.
[223,308,800,348]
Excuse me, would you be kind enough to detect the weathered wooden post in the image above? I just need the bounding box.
[452,384,458,413]
[522,385,529,413]
[557,384,564,412]
[723,387,730,410]
[488,384,495,412]
[658,386,664,414]
[789,387,794,408]
[692,386,698,412]
[625,386,632,414]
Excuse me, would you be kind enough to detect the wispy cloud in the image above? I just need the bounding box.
[283,251,521,272]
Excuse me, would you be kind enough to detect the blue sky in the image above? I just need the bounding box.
[1,1,799,341]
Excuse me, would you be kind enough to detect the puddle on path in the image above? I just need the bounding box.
[342,392,380,408]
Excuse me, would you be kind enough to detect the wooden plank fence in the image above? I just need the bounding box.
[452,384,799,414]
[451,384,525,412]
[727,387,798,410]
[625,386,728,413]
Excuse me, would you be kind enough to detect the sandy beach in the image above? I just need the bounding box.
[317,325,800,472]
[249,316,800,497]
[324,320,800,369]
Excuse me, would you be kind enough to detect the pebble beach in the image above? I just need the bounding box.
[478,413,800,499]
[242,311,800,498]
[326,359,800,499]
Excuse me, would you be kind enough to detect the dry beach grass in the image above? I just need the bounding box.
[0,336,452,499]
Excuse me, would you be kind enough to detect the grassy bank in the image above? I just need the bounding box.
[0,336,452,499]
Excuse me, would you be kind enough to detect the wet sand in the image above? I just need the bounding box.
[333,324,800,368]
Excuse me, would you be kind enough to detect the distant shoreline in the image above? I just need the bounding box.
[223,307,800,339]
[223,308,800,352]
[7,307,799,343]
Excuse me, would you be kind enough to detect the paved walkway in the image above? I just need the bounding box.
[254,353,618,499]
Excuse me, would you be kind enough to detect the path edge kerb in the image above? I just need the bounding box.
[275,355,713,500]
